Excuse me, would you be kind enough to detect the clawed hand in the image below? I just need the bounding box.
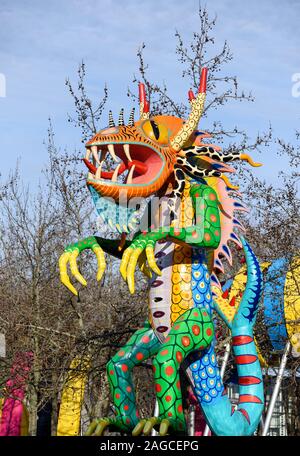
[59,237,106,295]
[59,234,163,296]
[120,236,162,294]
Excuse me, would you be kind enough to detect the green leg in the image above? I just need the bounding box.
[152,307,214,435]
[86,321,161,435]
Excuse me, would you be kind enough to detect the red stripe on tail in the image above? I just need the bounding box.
[232,335,254,346]
[239,394,262,404]
[235,354,257,365]
[238,376,261,386]
[238,408,251,424]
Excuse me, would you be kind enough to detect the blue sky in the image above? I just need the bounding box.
[0,0,299,185]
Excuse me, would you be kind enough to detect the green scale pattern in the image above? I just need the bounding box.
[105,321,160,431]
[102,307,214,434]
[153,307,214,432]
[190,183,221,248]
[130,183,221,250]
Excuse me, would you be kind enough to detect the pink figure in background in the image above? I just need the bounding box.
[0,352,33,436]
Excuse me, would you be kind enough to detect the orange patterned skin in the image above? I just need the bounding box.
[86,117,185,200]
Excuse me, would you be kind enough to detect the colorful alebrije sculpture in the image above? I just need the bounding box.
[59,68,265,436]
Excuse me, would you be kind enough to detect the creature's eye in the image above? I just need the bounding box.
[142,120,169,145]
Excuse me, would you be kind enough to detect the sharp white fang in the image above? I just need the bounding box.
[96,163,103,179]
[85,148,91,160]
[88,172,94,179]
[126,165,136,185]
[108,144,118,161]
[123,144,132,162]
[112,164,121,182]
[91,145,100,164]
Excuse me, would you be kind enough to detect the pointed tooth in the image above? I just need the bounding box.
[85,148,91,160]
[126,165,135,185]
[100,149,107,162]
[91,145,100,164]
[88,172,94,179]
[96,163,103,179]
[108,144,118,161]
[123,144,132,162]
[112,164,121,182]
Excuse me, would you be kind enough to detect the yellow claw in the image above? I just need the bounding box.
[138,251,152,279]
[59,245,106,295]
[146,246,162,276]
[59,252,78,296]
[93,419,110,436]
[143,417,160,435]
[127,247,143,294]
[120,247,133,281]
[240,153,262,167]
[140,262,153,279]
[93,246,106,282]
[59,251,70,274]
[132,419,147,436]
[60,272,78,296]
[85,419,99,436]
[69,250,87,286]
[159,418,171,436]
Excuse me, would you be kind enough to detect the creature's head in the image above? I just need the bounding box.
[84,69,210,200]
[83,68,260,234]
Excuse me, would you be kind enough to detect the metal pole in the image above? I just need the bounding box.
[258,414,265,435]
[262,341,291,436]
[220,342,231,378]
[203,342,231,436]
[188,405,196,436]
[151,400,159,436]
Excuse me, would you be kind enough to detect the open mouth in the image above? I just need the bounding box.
[84,142,164,186]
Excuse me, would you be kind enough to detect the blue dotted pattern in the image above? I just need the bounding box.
[189,345,224,403]
[189,248,224,404]
[191,249,213,316]
[88,186,139,234]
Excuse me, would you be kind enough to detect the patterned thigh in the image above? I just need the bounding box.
[106,321,161,430]
[153,307,214,431]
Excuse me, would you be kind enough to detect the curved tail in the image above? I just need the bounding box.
[189,237,264,435]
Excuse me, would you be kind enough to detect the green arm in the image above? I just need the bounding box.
[120,183,221,293]
[129,183,221,249]
[65,236,129,258]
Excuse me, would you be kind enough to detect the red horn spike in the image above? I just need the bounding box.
[139,82,150,113]
[139,82,146,104]
[188,89,196,101]
[199,67,208,94]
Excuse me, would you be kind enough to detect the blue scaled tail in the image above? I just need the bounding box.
[188,237,264,435]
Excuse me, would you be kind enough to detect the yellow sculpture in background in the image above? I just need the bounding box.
[57,357,90,436]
